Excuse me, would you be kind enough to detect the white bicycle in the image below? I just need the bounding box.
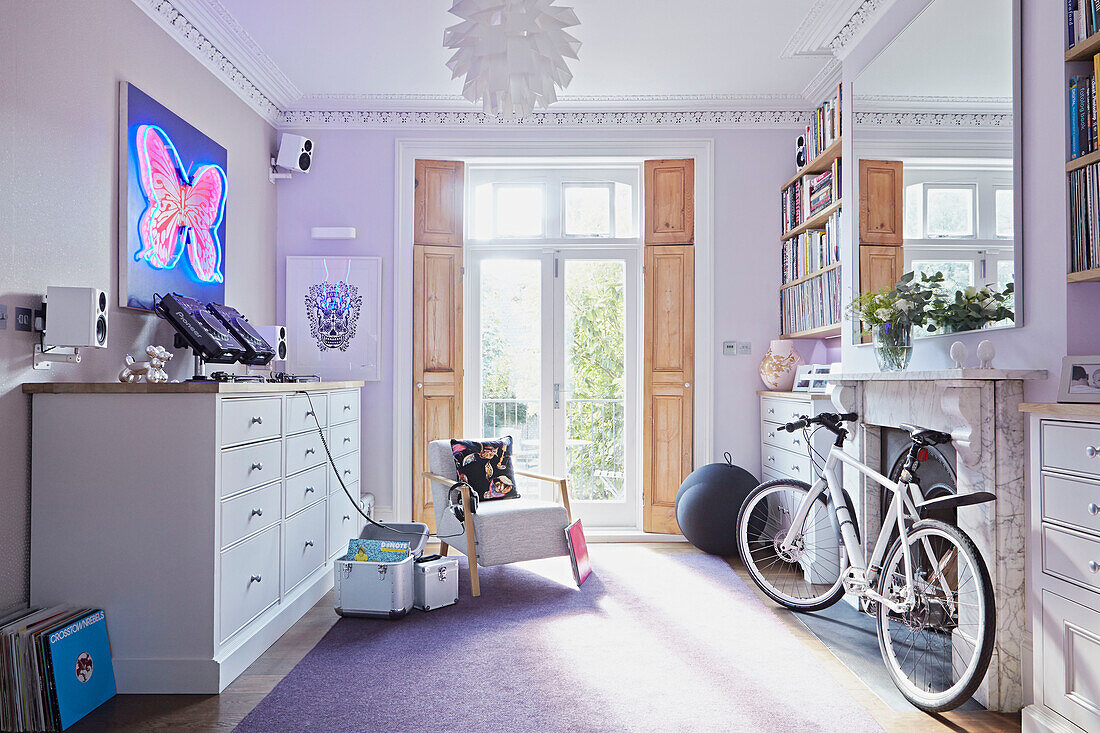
[735,411,996,712]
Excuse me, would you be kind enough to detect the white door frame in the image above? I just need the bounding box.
[394,138,715,523]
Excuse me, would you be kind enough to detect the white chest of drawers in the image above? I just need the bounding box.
[1021,406,1100,733]
[25,380,365,693]
[758,391,834,484]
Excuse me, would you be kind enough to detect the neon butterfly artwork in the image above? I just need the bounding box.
[134,124,226,284]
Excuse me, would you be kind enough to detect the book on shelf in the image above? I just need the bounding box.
[1068,56,1100,159]
[1068,0,1100,50]
[1069,158,1100,272]
[780,264,841,336]
[804,84,842,164]
[781,158,841,234]
[782,208,841,285]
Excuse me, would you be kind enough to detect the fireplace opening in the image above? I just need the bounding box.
[879,427,958,536]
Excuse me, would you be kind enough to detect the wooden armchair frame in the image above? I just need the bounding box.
[421,470,573,597]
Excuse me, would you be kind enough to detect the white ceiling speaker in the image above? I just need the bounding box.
[44,286,108,349]
[275,133,313,173]
[443,0,582,118]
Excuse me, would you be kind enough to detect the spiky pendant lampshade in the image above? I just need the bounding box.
[443,0,581,118]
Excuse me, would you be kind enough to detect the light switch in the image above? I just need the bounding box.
[0,304,6,330]
[14,307,31,332]
[722,341,737,356]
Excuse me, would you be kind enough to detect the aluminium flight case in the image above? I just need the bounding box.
[333,522,428,619]
[414,556,459,611]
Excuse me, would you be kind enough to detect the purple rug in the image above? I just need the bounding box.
[235,547,883,733]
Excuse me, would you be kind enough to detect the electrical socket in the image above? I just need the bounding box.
[14,307,31,332]
[0,304,7,330]
[722,340,753,356]
[737,341,752,355]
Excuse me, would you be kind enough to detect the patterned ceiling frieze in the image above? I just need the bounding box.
[854,111,1013,128]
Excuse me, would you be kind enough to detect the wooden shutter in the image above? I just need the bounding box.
[413,160,464,530]
[859,245,905,295]
[642,245,694,534]
[415,159,464,246]
[644,159,695,245]
[858,159,904,246]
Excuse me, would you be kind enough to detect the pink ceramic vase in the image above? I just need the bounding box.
[759,339,804,391]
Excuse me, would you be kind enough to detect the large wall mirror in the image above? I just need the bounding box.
[851,0,1019,343]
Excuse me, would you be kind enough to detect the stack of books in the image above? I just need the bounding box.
[1068,0,1100,49]
[808,159,841,216]
[781,179,804,234]
[1070,69,1099,159]
[0,606,115,731]
[804,84,842,163]
[780,265,841,335]
[1070,159,1100,272]
[782,209,841,284]
[782,160,841,235]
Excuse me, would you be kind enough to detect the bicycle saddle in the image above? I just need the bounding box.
[899,422,953,446]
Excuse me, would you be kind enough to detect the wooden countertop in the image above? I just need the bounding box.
[1020,402,1100,417]
[22,380,364,395]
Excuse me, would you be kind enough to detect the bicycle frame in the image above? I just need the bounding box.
[779,443,928,615]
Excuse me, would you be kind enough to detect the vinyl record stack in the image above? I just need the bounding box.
[780,265,841,336]
[1070,161,1100,272]
[782,209,841,284]
[0,606,116,732]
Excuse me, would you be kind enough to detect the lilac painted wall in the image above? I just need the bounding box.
[840,0,1068,402]
[276,128,795,515]
[0,0,279,607]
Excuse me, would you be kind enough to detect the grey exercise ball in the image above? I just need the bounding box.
[675,454,759,557]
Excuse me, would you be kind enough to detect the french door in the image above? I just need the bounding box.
[465,247,640,528]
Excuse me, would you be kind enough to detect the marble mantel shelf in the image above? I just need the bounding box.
[825,368,1047,382]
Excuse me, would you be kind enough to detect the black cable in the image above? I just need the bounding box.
[300,390,466,542]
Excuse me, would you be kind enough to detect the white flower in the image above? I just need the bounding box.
[874,308,893,322]
[895,298,912,312]
[964,285,980,299]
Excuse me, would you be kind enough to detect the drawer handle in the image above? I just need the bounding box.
[793,465,801,472]
[343,514,350,521]
[768,431,776,439]
[305,540,314,548]
[250,462,264,471]
[767,408,775,414]
[1090,503,1100,516]
[1090,560,1100,574]
[250,508,263,517]
[343,404,352,411]
[306,447,316,455]
[250,574,262,584]
[343,437,352,443]
[306,410,315,418]
[767,456,776,463]
[344,469,352,475]
[1087,446,1099,458]
[792,438,801,446]
[305,486,315,494]
[251,416,263,425]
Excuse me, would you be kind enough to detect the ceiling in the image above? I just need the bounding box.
[176,0,835,111]
[854,0,1012,109]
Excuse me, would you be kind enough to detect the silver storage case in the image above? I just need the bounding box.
[332,522,428,619]
[414,556,459,611]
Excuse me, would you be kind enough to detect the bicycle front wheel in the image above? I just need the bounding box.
[876,519,996,712]
[736,480,847,611]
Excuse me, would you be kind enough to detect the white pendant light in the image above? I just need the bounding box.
[443,0,581,118]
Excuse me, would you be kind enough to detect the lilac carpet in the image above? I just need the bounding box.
[235,547,883,733]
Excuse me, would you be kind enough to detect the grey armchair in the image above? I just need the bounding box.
[423,439,573,596]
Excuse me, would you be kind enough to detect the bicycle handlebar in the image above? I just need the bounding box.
[782,412,859,433]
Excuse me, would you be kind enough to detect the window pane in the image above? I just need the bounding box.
[472,183,493,239]
[997,259,1014,289]
[911,260,974,294]
[563,185,611,237]
[996,188,1014,238]
[614,182,635,238]
[904,183,922,239]
[495,185,544,237]
[564,260,625,502]
[925,187,974,238]
[479,259,542,470]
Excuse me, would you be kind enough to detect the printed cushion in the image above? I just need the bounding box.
[450,436,521,501]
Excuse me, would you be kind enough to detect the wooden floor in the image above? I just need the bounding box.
[73,543,1020,732]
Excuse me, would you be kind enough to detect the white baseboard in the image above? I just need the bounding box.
[586,529,689,543]
[1023,705,1080,733]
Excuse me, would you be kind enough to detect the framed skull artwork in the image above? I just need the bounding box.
[285,256,381,380]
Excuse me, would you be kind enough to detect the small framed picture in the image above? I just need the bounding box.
[807,364,833,394]
[1058,356,1100,402]
[792,364,814,392]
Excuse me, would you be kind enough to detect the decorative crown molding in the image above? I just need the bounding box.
[854,111,1013,128]
[281,109,811,130]
[854,94,1013,115]
[131,0,282,124]
[782,0,897,60]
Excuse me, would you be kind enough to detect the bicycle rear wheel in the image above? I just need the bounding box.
[875,519,996,712]
[736,480,847,612]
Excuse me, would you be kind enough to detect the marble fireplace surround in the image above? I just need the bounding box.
[827,369,1047,713]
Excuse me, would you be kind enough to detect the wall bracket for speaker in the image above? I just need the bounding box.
[33,343,82,370]
[268,158,292,184]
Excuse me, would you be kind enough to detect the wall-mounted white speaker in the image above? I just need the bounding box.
[275,134,313,173]
[255,325,288,362]
[44,286,108,348]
